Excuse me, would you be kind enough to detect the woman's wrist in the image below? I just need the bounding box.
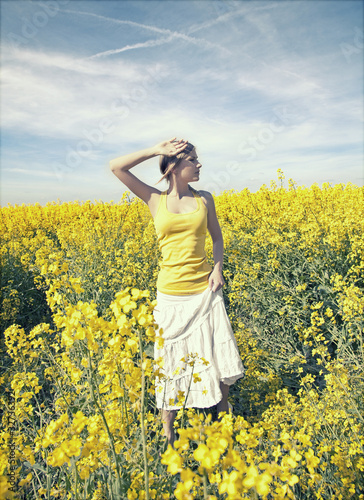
[148,145,160,157]
[110,146,158,172]
[151,142,166,157]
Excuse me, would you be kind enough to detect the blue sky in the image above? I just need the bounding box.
[1,0,363,206]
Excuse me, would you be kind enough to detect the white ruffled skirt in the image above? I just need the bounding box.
[153,286,245,410]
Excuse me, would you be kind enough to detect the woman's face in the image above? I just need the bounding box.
[174,148,202,182]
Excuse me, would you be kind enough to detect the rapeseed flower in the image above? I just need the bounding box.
[1,182,363,499]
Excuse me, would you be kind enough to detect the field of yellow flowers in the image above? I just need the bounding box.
[1,176,363,499]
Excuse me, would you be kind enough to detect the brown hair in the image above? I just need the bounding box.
[155,142,195,185]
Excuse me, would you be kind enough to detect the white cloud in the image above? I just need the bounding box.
[62,8,230,55]
[1,47,169,139]
[2,168,56,178]
[0,0,362,205]
[86,37,175,59]
[3,46,143,77]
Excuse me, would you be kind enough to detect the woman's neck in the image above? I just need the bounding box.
[166,179,192,199]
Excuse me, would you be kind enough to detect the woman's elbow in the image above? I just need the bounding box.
[212,235,224,245]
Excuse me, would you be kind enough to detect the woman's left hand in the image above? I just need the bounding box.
[208,269,225,292]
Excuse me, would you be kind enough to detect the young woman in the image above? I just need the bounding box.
[110,137,244,446]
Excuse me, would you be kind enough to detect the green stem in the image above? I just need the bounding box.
[137,329,150,500]
[181,361,195,431]
[117,368,130,437]
[252,489,259,500]
[46,456,51,500]
[86,350,122,496]
[31,476,38,498]
[202,469,208,499]
[72,457,80,500]
[43,339,73,412]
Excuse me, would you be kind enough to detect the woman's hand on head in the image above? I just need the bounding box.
[155,138,188,157]
[208,269,225,292]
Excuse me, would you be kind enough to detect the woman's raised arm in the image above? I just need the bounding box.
[109,138,187,205]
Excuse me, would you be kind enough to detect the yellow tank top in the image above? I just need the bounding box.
[153,187,212,295]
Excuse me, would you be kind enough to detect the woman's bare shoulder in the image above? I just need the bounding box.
[148,190,164,218]
[193,188,213,208]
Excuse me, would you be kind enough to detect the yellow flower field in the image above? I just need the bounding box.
[0,176,363,499]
